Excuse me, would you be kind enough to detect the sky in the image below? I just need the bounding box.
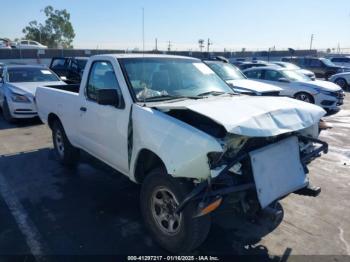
[1,0,350,51]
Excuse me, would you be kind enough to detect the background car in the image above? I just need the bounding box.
[203,58,281,96]
[238,61,277,71]
[0,38,11,49]
[243,66,344,111]
[15,40,47,49]
[49,57,88,84]
[329,56,350,68]
[329,72,350,91]
[281,56,350,80]
[271,61,316,80]
[0,65,64,122]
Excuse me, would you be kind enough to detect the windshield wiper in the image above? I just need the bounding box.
[196,91,228,97]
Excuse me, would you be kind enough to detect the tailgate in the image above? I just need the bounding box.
[249,136,308,208]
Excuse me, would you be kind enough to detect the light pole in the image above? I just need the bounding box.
[309,34,314,50]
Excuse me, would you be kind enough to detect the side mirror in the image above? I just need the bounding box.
[96,89,123,108]
[278,78,290,83]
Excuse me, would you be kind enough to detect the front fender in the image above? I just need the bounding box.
[129,105,223,181]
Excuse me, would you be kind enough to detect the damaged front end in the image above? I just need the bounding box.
[176,133,328,220]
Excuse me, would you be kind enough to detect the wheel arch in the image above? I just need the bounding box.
[47,113,62,130]
[133,148,168,184]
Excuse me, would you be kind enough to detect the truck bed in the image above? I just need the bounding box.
[45,84,80,93]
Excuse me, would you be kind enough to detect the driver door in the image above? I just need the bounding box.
[77,60,129,174]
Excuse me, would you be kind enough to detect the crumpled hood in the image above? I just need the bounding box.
[226,79,281,93]
[155,96,326,137]
[7,81,64,96]
[298,80,342,92]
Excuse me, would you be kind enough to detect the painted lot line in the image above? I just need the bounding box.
[0,172,49,261]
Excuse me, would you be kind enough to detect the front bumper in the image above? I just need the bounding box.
[176,135,328,214]
[315,92,345,109]
[7,99,38,119]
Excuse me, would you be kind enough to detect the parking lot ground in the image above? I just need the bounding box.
[0,94,349,260]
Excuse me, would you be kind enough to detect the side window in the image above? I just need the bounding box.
[51,59,66,69]
[21,41,28,45]
[309,59,322,67]
[70,61,78,71]
[245,70,262,79]
[86,61,122,104]
[29,41,38,45]
[264,70,283,81]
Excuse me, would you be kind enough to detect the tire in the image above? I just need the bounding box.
[52,120,80,166]
[294,92,314,104]
[334,78,348,90]
[140,168,211,253]
[2,99,16,123]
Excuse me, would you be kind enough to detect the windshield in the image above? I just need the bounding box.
[282,69,311,82]
[8,67,60,83]
[119,58,234,102]
[320,58,337,67]
[205,62,246,81]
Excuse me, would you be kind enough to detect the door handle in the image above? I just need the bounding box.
[80,107,87,112]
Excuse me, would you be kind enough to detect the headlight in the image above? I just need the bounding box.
[314,88,333,96]
[11,93,30,103]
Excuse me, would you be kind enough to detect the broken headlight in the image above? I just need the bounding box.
[208,135,248,169]
[207,151,225,168]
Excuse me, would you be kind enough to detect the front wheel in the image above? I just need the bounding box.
[140,168,211,253]
[52,120,80,166]
[295,92,314,104]
[334,78,348,90]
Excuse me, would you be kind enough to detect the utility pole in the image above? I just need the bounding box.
[155,38,158,51]
[309,34,314,50]
[207,38,212,53]
[167,41,172,52]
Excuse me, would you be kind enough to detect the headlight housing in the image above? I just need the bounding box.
[11,93,31,103]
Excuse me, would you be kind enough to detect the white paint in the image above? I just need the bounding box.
[0,173,48,259]
[339,227,350,255]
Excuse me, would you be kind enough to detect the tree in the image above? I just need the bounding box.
[198,39,205,52]
[22,6,75,48]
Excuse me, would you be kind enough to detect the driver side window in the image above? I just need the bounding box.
[86,61,122,103]
[264,70,283,81]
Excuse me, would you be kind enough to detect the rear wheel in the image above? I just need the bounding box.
[295,92,314,104]
[2,99,16,123]
[335,78,348,90]
[52,120,80,166]
[140,168,211,253]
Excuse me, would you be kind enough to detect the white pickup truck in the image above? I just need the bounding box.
[36,54,328,253]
